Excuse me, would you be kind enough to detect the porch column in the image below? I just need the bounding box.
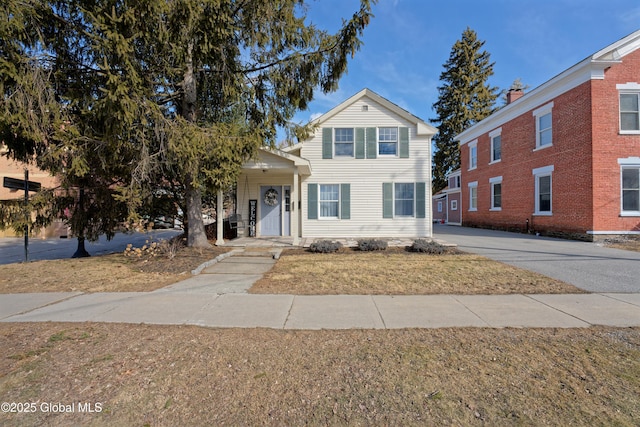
[292,167,300,246]
[215,188,224,246]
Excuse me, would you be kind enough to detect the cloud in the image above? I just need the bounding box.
[309,112,323,121]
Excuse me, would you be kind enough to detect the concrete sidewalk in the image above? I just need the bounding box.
[2,248,640,329]
[2,291,640,329]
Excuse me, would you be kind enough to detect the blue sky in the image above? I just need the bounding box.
[288,0,640,135]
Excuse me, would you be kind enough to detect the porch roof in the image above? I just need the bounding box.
[243,147,311,175]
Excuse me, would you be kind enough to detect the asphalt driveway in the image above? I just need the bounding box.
[0,230,181,265]
[434,225,640,293]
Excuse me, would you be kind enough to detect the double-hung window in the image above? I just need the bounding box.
[490,176,502,211]
[394,183,414,217]
[469,140,478,170]
[378,127,398,156]
[533,165,554,215]
[334,128,354,157]
[619,158,640,215]
[533,103,553,149]
[618,83,640,133]
[489,128,502,163]
[319,184,340,218]
[468,181,478,211]
[620,94,640,131]
[383,182,425,219]
[622,168,640,213]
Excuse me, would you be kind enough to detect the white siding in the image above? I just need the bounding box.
[300,95,432,238]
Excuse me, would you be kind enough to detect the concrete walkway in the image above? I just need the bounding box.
[2,248,640,329]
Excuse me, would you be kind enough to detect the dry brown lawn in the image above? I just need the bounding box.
[0,323,638,426]
[0,246,635,425]
[251,248,583,295]
[0,247,227,293]
[0,245,583,296]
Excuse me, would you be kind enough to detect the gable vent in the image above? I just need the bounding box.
[361,105,369,112]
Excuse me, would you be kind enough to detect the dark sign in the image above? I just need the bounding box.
[3,176,41,192]
[249,199,257,237]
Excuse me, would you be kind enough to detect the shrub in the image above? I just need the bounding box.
[409,239,449,254]
[357,239,388,251]
[309,240,343,253]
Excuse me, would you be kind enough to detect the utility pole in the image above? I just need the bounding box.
[3,170,41,262]
[24,169,29,262]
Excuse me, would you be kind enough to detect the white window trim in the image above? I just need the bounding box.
[533,102,554,150]
[533,165,554,216]
[451,199,458,211]
[394,182,416,218]
[468,140,478,171]
[468,181,478,211]
[318,184,340,220]
[617,83,640,135]
[489,127,502,164]
[489,176,503,211]
[618,157,640,216]
[378,127,399,157]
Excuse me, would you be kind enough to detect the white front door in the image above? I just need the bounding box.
[260,186,282,236]
[260,185,292,236]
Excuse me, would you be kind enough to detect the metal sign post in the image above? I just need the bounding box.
[2,170,41,262]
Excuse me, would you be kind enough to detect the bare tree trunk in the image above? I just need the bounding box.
[182,42,211,248]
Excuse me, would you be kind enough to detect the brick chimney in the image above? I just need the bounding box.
[506,88,524,104]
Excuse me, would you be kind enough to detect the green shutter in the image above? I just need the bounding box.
[340,183,350,219]
[355,128,365,159]
[416,182,426,218]
[399,127,409,158]
[308,184,318,219]
[322,128,333,159]
[366,127,377,159]
[383,182,393,218]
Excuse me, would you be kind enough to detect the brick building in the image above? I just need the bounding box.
[1,143,66,238]
[455,30,640,240]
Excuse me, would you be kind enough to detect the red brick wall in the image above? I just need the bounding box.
[591,49,640,233]
[462,49,640,238]
[462,82,595,236]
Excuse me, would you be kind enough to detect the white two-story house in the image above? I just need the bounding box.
[228,89,437,245]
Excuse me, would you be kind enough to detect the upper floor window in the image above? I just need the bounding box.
[489,128,502,163]
[334,128,354,157]
[620,93,640,132]
[533,102,553,149]
[378,127,398,156]
[469,140,478,170]
[449,174,461,189]
[617,83,640,133]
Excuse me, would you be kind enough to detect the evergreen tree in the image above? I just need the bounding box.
[431,27,499,193]
[0,0,375,248]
